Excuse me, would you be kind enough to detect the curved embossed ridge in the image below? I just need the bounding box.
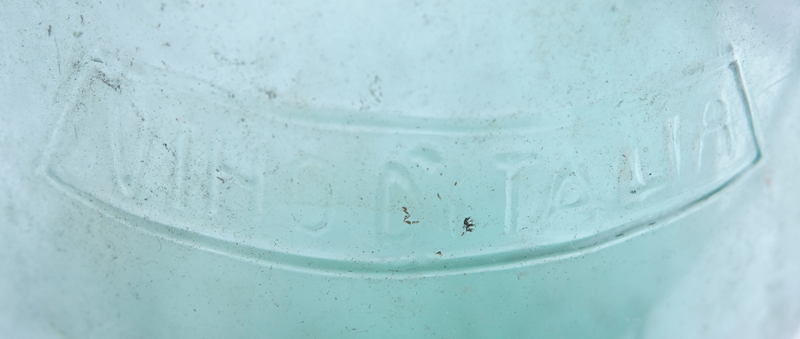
[41,50,760,278]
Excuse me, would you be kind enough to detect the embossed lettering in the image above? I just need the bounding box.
[495,153,537,234]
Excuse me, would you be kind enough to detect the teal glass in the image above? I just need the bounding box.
[2,1,800,338]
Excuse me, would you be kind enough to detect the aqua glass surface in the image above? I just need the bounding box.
[2,1,800,338]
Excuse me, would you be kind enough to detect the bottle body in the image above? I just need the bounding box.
[1,1,799,338]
